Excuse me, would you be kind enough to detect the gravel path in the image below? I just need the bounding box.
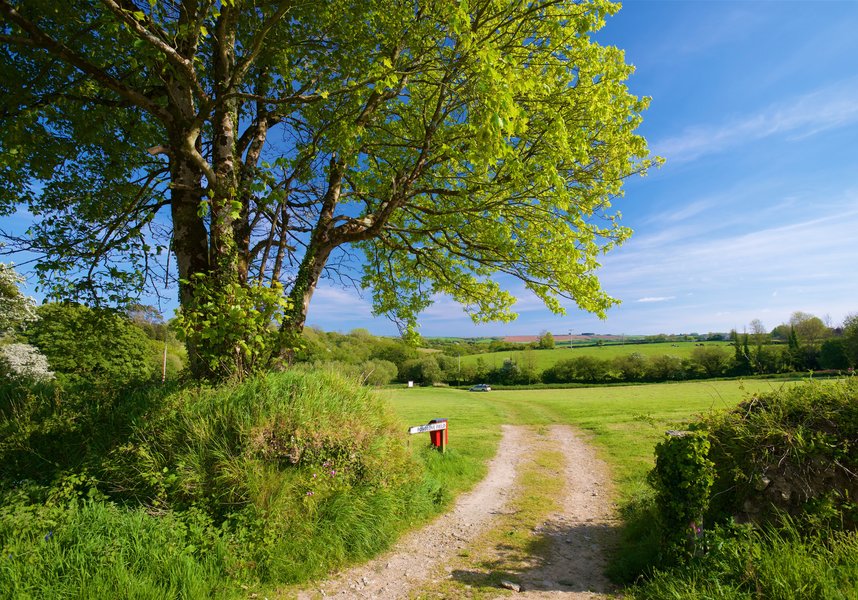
[295,424,617,599]
[502,425,619,599]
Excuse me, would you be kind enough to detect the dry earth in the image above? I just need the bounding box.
[501,425,620,599]
[292,425,618,600]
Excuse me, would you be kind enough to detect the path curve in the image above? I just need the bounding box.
[295,425,617,599]
[298,425,529,599]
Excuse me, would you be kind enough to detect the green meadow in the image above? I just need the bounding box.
[385,378,858,595]
[383,378,787,498]
[456,341,735,372]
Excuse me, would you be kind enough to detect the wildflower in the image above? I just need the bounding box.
[0,343,54,381]
[312,473,317,479]
[44,531,53,541]
[330,469,336,476]
[306,491,314,496]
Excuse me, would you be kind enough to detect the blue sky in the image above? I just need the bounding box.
[308,1,858,337]
[8,2,858,338]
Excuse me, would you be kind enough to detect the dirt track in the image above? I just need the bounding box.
[295,425,618,599]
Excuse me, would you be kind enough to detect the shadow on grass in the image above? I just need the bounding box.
[451,520,622,594]
[0,378,181,486]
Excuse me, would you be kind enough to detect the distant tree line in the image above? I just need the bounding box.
[421,330,728,357]
[4,262,854,389]
[291,310,858,387]
[730,312,858,374]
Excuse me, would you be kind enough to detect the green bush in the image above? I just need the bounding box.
[649,431,715,561]
[0,370,448,592]
[360,359,398,386]
[401,355,443,385]
[0,378,165,484]
[26,303,155,385]
[700,379,858,529]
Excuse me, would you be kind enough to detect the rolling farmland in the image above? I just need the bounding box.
[456,341,734,372]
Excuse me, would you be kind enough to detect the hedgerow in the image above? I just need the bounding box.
[0,370,447,594]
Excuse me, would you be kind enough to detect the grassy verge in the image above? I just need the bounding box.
[626,521,858,599]
[0,371,486,598]
[0,500,236,599]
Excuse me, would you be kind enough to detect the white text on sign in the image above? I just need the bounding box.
[408,422,447,435]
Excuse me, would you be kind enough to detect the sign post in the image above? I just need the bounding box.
[408,419,448,452]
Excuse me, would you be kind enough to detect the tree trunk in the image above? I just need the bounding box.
[169,149,209,376]
[285,239,334,335]
[276,161,345,362]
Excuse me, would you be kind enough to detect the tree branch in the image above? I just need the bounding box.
[99,0,210,105]
[229,1,293,89]
[0,0,171,122]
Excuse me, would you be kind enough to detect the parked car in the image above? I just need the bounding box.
[469,384,491,392]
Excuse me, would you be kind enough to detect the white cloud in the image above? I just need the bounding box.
[655,80,858,163]
[305,285,373,322]
[661,198,717,223]
[636,296,675,303]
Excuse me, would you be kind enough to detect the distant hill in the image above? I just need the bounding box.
[458,341,734,371]
[502,334,627,343]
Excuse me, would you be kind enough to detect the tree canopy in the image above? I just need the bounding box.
[1,0,657,377]
[26,302,155,384]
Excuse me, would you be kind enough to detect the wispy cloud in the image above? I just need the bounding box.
[610,206,858,284]
[655,80,858,162]
[640,5,760,65]
[591,198,858,332]
[636,296,675,303]
[661,198,717,223]
[306,285,374,322]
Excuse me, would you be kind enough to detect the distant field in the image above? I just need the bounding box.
[384,378,794,497]
[457,340,734,371]
[502,334,632,344]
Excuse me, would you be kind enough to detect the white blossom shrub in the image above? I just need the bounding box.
[0,343,55,381]
[0,263,37,334]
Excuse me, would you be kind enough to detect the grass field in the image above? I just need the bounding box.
[383,378,792,499]
[456,341,735,372]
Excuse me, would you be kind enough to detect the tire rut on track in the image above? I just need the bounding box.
[501,425,619,599]
[293,424,618,600]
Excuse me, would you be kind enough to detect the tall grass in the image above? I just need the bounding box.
[0,500,235,599]
[627,521,858,600]
[0,370,468,596]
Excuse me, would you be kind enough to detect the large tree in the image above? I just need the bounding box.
[0,0,657,377]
